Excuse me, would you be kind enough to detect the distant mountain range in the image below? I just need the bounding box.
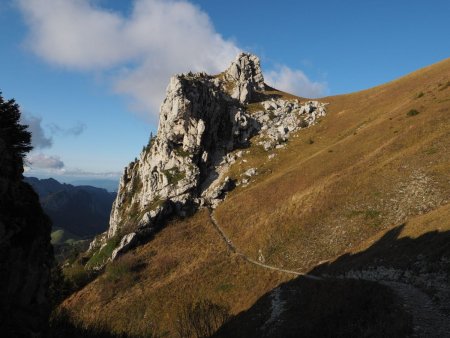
[24,177,116,238]
[69,179,119,192]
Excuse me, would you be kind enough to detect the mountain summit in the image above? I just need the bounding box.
[223,52,265,103]
[88,53,326,265]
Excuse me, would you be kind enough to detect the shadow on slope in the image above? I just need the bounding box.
[215,224,450,337]
[48,309,158,338]
[311,223,450,277]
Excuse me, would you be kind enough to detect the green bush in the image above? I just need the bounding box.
[174,146,191,157]
[163,167,185,185]
[407,109,420,117]
[63,263,95,291]
[105,258,132,282]
[299,118,309,128]
[86,236,121,269]
[131,175,143,194]
[103,254,148,282]
[176,299,230,338]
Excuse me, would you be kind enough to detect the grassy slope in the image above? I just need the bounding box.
[215,203,450,337]
[61,58,450,336]
[216,57,450,270]
[62,210,289,335]
[51,228,82,245]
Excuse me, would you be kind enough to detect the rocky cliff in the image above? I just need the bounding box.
[0,95,53,337]
[89,53,326,264]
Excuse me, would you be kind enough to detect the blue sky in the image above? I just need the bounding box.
[1,0,449,184]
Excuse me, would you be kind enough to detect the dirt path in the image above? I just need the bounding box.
[209,208,322,280]
[209,208,450,336]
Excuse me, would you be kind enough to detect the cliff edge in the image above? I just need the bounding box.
[0,94,53,337]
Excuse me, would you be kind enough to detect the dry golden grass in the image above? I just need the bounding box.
[216,57,450,270]
[62,58,450,336]
[346,202,450,258]
[61,210,289,336]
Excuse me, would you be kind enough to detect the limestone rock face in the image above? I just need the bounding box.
[0,129,53,336]
[103,55,263,252]
[110,232,138,261]
[92,52,327,262]
[223,52,265,103]
[253,99,328,151]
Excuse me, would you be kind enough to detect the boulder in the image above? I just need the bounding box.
[225,53,265,103]
[110,232,139,261]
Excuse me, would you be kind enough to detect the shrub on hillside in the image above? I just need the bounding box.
[407,109,420,116]
[299,118,309,128]
[63,262,96,291]
[176,299,230,338]
[86,236,121,269]
[104,254,146,282]
[49,308,160,337]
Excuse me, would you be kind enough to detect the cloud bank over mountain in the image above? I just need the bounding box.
[17,0,326,119]
[27,153,64,169]
[265,65,327,98]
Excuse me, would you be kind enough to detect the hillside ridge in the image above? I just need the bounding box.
[60,54,450,336]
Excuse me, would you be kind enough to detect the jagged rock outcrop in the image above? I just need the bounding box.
[0,95,53,337]
[106,72,258,241]
[255,99,327,150]
[90,53,327,263]
[104,54,264,242]
[222,53,265,103]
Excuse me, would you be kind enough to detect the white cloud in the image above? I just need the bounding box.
[17,0,239,117]
[265,66,327,98]
[27,153,65,169]
[17,0,327,118]
[17,0,129,70]
[61,168,122,178]
[20,114,53,149]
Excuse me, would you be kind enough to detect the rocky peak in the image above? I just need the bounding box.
[101,68,258,249]
[88,53,327,267]
[223,52,265,103]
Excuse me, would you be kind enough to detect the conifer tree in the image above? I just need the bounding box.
[0,92,32,159]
